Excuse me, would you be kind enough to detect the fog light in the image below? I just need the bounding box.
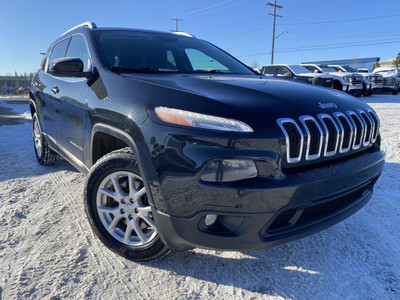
[342,85,349,91]
[201,159,258,182]
[205,214,218,226]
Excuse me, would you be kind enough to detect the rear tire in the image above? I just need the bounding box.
[84,148,169,262]
[32,113,60,165]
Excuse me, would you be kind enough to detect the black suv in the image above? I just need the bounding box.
[261,64,334,88]
[30,22,384,261]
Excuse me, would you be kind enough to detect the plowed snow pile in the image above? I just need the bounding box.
[0,95,399,299]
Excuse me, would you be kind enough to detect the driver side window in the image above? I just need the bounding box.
[276,66,291,77]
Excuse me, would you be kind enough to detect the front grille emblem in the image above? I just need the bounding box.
[318,102,338,109]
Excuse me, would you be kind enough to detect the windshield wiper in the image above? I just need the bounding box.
[111,66,158,73]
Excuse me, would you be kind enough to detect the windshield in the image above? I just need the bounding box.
[329,66,342,72]
[342,65,358,72]
[288,65,311,74]
[319,65,337,72]
[94,30,254,75]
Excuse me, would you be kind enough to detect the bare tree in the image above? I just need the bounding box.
[252,58,259,70]
[373,61,381,70]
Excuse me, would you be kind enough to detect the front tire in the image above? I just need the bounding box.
[32,113,60,165]
[84,148,169,262]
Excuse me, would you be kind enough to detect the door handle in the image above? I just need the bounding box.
[51,86,60,94]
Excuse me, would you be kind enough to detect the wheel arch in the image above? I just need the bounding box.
[89,123,160,208]
[333,80,343,90]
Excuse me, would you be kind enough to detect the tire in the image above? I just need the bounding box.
[84,148,169,262]
[32,113,60,165]
[333,80,342,91]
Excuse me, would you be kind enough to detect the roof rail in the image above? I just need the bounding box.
[61,21,97,37]
[172,31,195,38]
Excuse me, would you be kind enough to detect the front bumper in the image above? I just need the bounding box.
[381,85,397,92]
[147,133,384,250]
[347,84,363,95]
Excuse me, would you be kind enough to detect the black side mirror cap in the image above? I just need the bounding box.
[49,57,91,78]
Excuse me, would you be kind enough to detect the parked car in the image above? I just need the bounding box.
[302,64,364,96]
[329,65,383,96]
[261,64,333,88]
[372,67,400,95]
[30,22,384,261]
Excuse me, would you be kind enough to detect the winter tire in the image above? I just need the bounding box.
[84,148,169,262]
[32,113,60,165]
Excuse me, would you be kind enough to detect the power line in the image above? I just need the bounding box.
[279,12,400,26]
[150,0,235,29]
[180,0,234,17]
[235,39,400,58]
[276,37,400,51]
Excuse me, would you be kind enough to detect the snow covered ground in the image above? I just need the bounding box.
[0,95,399,299]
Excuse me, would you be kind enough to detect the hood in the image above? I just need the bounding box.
[323,71,362,78]
[373,70,397,78]
[120,73,371,132]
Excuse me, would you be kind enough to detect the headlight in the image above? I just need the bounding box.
[154,106,253,132]
[344,76,352,83]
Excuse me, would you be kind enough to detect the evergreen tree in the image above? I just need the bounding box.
[392,53,400,68]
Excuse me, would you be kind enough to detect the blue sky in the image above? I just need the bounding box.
[1,0,399,75]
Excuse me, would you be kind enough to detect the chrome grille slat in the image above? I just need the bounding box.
[299,116,323,160]
[367,109,379,143]
[277,118,304,163]
[318,114,339,157]
[278,109,378,164]
[333,112,354,153]
[357,109,373,146]
[346,111,364,150]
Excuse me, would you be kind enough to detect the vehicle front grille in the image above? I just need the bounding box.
[383,77,395,86]
[370,76,383,84]
[277,109,379,164]
[349,76,363,85]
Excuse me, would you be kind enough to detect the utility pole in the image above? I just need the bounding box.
[267,0,283,64]
[171,17,182,32]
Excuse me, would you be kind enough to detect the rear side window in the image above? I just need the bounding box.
[47,38,70,72]
[66,35,91,72]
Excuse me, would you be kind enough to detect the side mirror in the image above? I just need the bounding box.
[314,70,319,73]
[49,57,90,78]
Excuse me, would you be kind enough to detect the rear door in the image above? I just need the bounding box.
[50,34,91,164]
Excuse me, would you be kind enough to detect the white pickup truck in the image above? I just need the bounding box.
[301,64,364,96]
[372,67,400,95]
[329,65,383,96]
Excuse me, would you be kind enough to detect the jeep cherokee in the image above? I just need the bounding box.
[29,22,385,261]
